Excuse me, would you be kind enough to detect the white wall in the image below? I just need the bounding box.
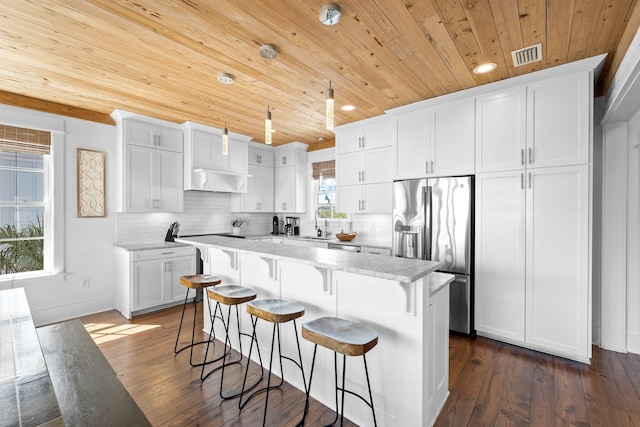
[626,109,640,353]
[0,104,117,326]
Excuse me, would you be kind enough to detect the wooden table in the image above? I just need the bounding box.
[0,287,63,427]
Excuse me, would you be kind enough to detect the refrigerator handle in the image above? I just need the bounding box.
[424,186,432,261]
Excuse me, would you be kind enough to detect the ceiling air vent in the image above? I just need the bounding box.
[511,43,542,67]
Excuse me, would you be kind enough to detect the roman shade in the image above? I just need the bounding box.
[0,125,51,155]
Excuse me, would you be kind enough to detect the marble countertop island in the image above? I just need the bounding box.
[175,235,438,284]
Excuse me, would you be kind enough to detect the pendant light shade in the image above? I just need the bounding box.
[265,107,272,145]
[326,81,334,130]
[222,123,229,155]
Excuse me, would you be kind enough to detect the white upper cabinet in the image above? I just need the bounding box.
[396,110,430,179]
[396,99,475,179]
[336,120,395,154]
[336,147,392,186]
[476,72,590,173]
[183,121,250,192]
[475,87,527,173]
[115,114,184,213]
[274,142,308,213]
[431,99,475,177]
[335,118,395,214]
[527,72,590,168]
[126,119,183,152]
[231,144,275,212]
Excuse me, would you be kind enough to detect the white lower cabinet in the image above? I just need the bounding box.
[116,246,196,319]
[475,165,590,361]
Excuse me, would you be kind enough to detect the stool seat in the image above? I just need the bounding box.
[302,317,378,357]
[247,299,305,323]
[180,274,221,289]
[207,286,257,306]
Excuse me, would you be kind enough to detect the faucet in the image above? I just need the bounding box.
[314,207,320,233]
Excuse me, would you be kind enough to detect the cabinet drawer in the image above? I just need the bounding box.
[131,246,195,261]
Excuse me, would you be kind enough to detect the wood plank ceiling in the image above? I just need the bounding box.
[0,0,638,149]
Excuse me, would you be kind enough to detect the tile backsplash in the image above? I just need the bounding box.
[116,191,392,245]
[115,191,272,244]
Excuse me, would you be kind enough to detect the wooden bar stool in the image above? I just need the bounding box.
[173,274,221,367]
[301,317,379,427]
[201,285,264,400]
[239,299,307,427]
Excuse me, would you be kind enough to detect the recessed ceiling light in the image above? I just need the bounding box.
[341,105,356,111]
[473,63,497,74]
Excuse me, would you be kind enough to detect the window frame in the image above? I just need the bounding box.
[0,109,65,279]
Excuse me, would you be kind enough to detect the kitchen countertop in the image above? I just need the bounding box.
[114,241,193,251]
[176,235,437,284]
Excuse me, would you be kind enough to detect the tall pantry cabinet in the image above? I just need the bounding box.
[474,71,592,361]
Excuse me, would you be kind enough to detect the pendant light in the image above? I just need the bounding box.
[222,123,229,155]
[326,81,334,130]
[260,44,278,145]
[217,72,234,155]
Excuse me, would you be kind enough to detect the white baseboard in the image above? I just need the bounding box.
[31,295,116,327]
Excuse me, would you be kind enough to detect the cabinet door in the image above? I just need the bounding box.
[527,73,589,168]
[362,182,392,213]
[275,165,295,211]
[132,259,164,310]
[336,184,362,213]
[276,148,296,167]
[228,140,248,173]
[125,144,155,212]
[190,129,215,169]
[335,127,363,154]
[396,110,430,179]
[156,149,184,212]
[476,87,527,172]
[525,165,589,358]
[362,120,395,150]
[363,147,393,184]
[336,151,365,186]
[432,99,475,177]
[475,171,526,342]
[258,165,275,211]
[125,120,156,149]
[156,125,183,153]
[167,255,197,304]
[242,163,260,211]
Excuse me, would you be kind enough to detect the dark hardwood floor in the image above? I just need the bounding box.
[79,305,640,426]
[436,334,640,427]
[80,303,357,427]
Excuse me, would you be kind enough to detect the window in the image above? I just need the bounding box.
[312,160,346,220]
[0,125,50,275]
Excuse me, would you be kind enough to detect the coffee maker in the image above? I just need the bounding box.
[292,217,300,235]
[272,215,279,235]
[285,217,294,236]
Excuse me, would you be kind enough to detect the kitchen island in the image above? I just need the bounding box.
[176,235,452,427]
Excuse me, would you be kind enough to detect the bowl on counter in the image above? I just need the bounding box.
[335,232,357,242]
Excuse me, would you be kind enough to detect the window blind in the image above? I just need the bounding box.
[0,125,51,155]
[312,160,335,180]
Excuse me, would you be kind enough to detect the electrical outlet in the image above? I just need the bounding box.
[82,278,90,288]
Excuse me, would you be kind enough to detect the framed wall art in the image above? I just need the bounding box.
[77,148,106,217]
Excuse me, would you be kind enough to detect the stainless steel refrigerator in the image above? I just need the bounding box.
[392,177,474,334]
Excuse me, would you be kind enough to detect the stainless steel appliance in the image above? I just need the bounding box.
[392,177,474,335]
[285,217,295,236]
[292,217,300,235]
